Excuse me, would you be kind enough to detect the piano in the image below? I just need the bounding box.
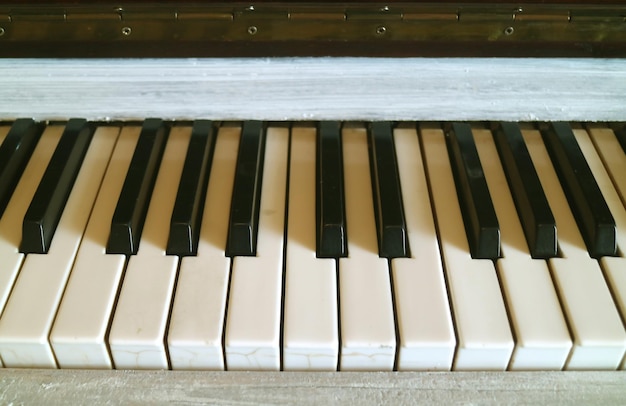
[0,0,625,403]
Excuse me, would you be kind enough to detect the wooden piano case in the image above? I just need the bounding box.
[1,0,625,57]
[0,1,625,404]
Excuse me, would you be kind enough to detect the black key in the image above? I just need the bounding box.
[613,125,626,155]
[493,122,557,259]
[20,119,94,254]
[540,122,616,258]
[316,121,348,258]
[0,119,44,219]
[226,121,265,257]
[107,119,169,255]
[167,121,216,256]
[368,122,409,258]
[445,123,500,259]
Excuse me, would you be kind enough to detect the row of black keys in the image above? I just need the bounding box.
[1,119,624,260]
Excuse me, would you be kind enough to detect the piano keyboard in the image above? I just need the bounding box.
[0,119,624,372]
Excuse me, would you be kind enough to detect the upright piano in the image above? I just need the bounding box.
[0,0,625,403]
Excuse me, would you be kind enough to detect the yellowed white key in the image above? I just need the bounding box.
[224,127,288,370]
[282,126,339,371]
[108,127,190,369]
[574,126,626,371]
[585,126,626,319]
[0,126,117,368]
[421,124,513,371]
[392,127,455,371]
[586,126,626,207]
[522,127,626,370]
[0,126,59,312]
[338,125,395,371]
[167,126,240,370]
[49,126,135,369]
[473,127,571,370]
[0,126,60,368]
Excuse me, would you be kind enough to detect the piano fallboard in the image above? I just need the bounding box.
[1,1,625,57]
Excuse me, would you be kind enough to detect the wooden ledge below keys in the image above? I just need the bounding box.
[1,370,625,405]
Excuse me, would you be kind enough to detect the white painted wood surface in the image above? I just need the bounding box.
[0,58,625,121]
[1,369,625,405]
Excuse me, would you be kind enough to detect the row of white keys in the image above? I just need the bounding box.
[420,124,513,370]
[522,126,626,369]
[167,126,240,370]
[392,127,455,370]
[49,126,139,368]
[108,126,190,369]
[0,125,119,368]
[224,126,289,370]
[575,126,626,370]
[0,126,61,368]
[473,126,572,370]
[282,126,339,370]
[339,125,395,371]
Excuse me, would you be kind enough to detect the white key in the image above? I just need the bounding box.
[339,125,395,371]
[224,126,289,370]
[0,126,60,368]
[473,127,571,370]
[392,127,455,371]
[421,124,513,371]
[0,125,118,368]
[585,126,626,308]
[167,126,240,370]
[108,127,190,369]
[586,126,626,207]
[282,126,339,371]
[574,126,626,371]
[522,126,626,370]
[49,126,134,369]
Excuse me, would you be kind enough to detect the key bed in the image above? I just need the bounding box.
[0,120,624,372]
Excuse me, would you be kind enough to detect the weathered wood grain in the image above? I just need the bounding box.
[1,370,625,405]
[0,58,624,122]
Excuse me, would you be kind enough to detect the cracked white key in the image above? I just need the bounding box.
[474,126,571,370]
[167,125,240,370]
[0,125,117,368]
[392,127,455,371]
[0,125,60,368]
[421,124,513,371]
[49,126,135,369]
[283,126,339,371]
[224,126,288,370]
[523,126,626,370]
[576,126,626,370]
[339,125,395,371]
[108,126,190,369]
